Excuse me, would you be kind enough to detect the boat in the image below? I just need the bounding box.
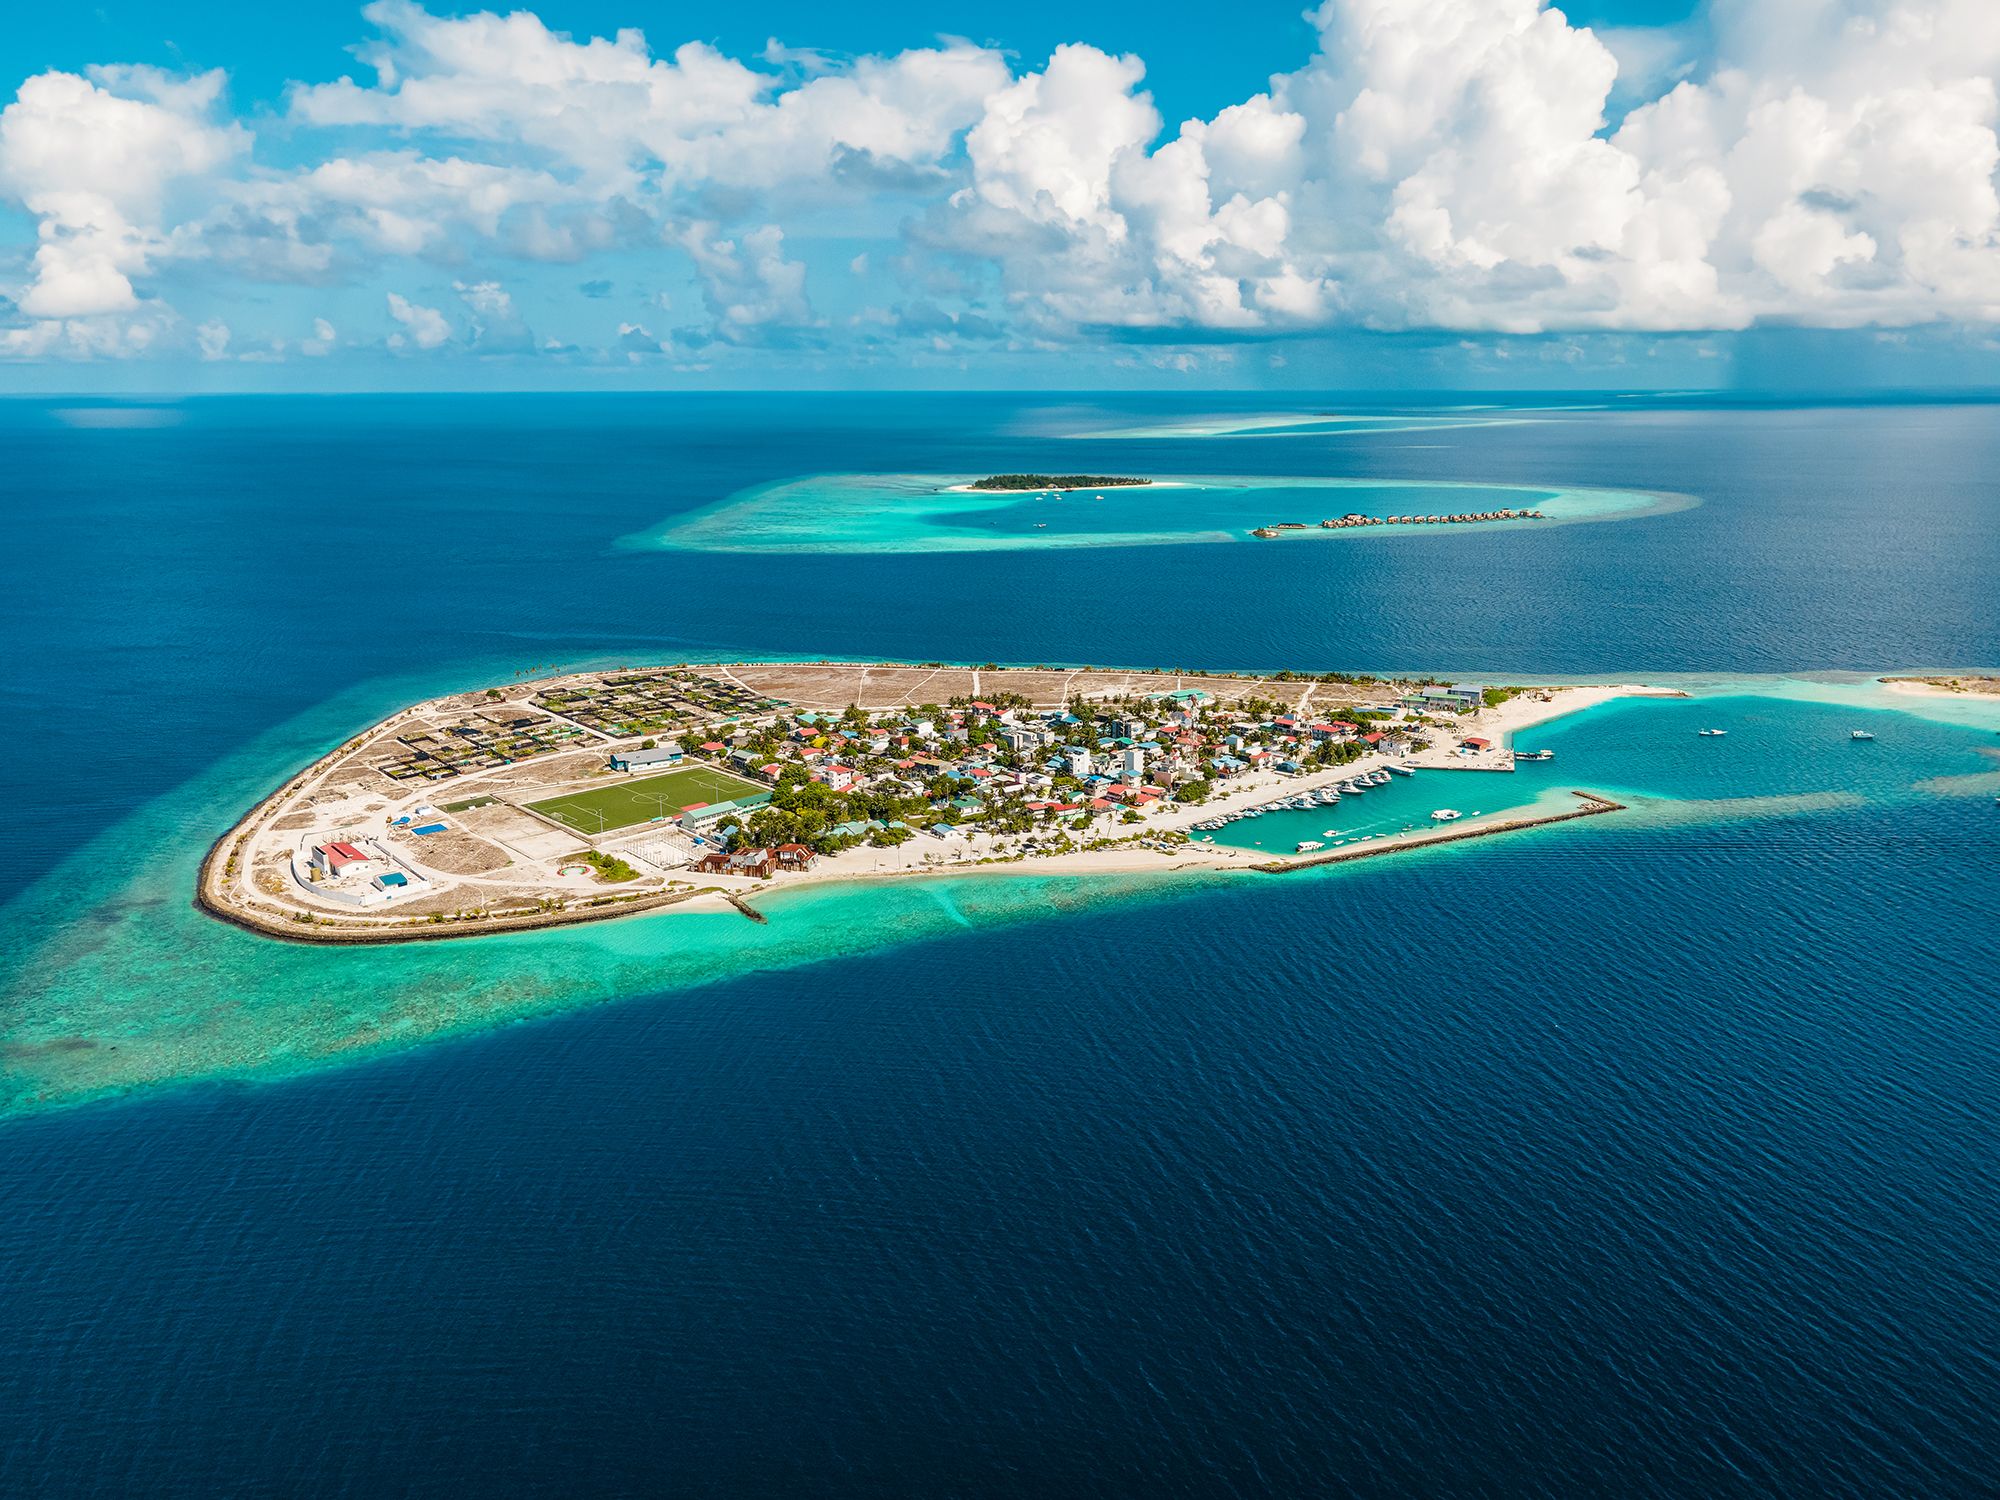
[1386,762,1415,776]
[1513,749,1554,761]
[1430,808,1462,822]
[1850,729,1875,741]
[1295,841,1324,853]
[1697,729,1728,737]
[1368,769,1391,786]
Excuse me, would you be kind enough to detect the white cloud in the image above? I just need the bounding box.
[288,0,1007,195]
[4,0,2000,359]
[677,221,815,342]
[195,319,231,359]
[386,290,451,347]
[942,0,2000,334]
[0,66,247,319]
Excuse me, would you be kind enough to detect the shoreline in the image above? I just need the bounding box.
[1880,674,2000,701]
[196,669,1660,946]
[638,473,1697,555]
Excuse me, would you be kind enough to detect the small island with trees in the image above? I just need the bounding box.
[967,475,1153,491]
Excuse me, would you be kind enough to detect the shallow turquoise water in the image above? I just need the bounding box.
[5,682,1994,1117]
[6,395,2000,1496]
[636,471,1685,553]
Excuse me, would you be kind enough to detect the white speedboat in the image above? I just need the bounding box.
[1697,728,1728,737]
[1386,762,1415,776]
[1295,840,1324,853]
[1850,729,1875,741]
[1369,769,1391,786]
[1430,808,1462,822]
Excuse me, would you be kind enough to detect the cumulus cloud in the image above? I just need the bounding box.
[288,0,1008,196]
[4,0,2000,360]
[0,65,247,319]
[943,0,2000,334]
[386,290,451,347]
[676,221,817,343]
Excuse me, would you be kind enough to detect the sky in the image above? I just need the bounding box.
[3,0,1999,393]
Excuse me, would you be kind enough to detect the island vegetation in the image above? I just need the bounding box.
[197,659,1597,947]
[968,474,1152,491]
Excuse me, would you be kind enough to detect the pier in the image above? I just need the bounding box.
[1251,509,1545,537]
[1246,790,1624,873]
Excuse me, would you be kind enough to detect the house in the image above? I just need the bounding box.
[609,745,683,772]
[776,844,817,870]
[698,847,777,877]
[1000,725,1048,755]
[1462,736,1494,751]
[311,841,370,877]
[372,871,409,892]
[1119,746,1147,780]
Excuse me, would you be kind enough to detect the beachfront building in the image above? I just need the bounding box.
[1119,747,1147,780]
[1406,684,1486,715]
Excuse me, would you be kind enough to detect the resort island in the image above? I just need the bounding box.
[966,474,1152,491]
[199,661,1661,944]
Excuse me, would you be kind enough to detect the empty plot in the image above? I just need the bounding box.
[524,765,761,834]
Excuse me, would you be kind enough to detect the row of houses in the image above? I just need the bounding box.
[694,844,818,878]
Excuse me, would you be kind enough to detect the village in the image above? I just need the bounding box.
[199,661,1620,943]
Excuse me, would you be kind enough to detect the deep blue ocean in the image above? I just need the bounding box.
[2,394,1998,1497]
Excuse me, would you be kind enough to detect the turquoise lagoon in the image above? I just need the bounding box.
[634,472,1690,554]
[4,675,1994,1118]
[1066,411,1531,439]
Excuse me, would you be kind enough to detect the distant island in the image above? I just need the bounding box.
[968,474,1152,491]
[196,660,1649,946]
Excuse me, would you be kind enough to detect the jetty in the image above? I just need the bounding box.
[1251,509,1545,537]
[1247,791,1624,873]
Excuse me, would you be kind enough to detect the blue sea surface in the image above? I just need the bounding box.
[3,394,1999,1497]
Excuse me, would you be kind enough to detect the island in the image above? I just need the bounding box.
[198,661,1666,945]
[966,474,1152,491]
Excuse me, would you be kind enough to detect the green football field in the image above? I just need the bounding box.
[524,764,762,834]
